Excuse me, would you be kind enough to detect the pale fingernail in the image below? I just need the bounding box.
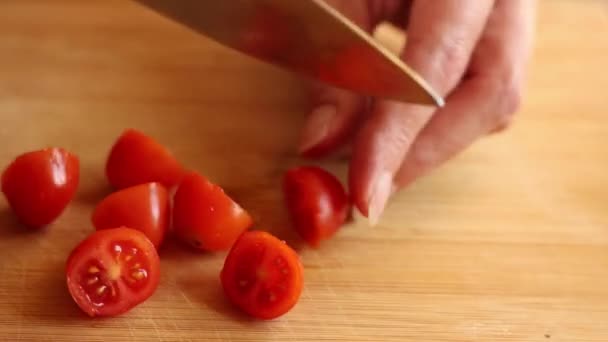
[368,171,394,227]
[298,104,336,154]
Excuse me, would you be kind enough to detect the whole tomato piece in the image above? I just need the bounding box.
[106,129,185,190]
[1,148,79,228]
[172,172,253,251]
[66,227,161,317]
[283,166,350,247]
[92,182,169,249]
[221,231,304,320]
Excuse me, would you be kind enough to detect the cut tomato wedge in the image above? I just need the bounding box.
[221,231,304,320]
[66,227,160,317]
[1,147,79,228]
[106,129,185,190]
[173,172,253,251]
[283,166,350,247]
[92,182,170,249]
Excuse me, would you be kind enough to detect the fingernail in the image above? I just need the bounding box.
[368,171,393,227]
[299,104,336,154]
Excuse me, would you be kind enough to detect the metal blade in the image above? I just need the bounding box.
[134,0,444,106]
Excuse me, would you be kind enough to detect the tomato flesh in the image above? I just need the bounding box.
[1,147,79,228]
[92,182,169,249]
[66,227,160,317]
[173,172,253,251]
[106,129,185,190]
[221,231,303,319]
[283,166,350,247]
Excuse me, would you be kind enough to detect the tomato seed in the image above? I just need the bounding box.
[131,269,146,280]
[87,276,99,285]
[88,266,100,274]
[96,285,107,296]
[113,244,122,255]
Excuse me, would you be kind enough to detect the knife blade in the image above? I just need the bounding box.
[134,0,444,107]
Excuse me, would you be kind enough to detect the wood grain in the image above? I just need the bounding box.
[0,0,607,341]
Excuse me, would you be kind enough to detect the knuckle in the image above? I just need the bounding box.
[406,34,470,90]
[499,81,522,117]
[486,72,523,132]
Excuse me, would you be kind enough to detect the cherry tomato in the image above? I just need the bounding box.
[221,231,304,320]
[172,172,253,251]
[1,148,79,228]
[283,166,350,247]
[92,182,169,249]
[66,227,160,317]
[106,129,185,190]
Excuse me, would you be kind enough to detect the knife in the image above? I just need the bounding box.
[134,0,444,107]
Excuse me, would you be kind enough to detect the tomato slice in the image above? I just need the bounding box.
[220,231,304,320]
[283,166,350,247]
[1,148,79,228]
[92,182,169,249]
[66,227,160,317]
[172,172,253,251]
[106,129,185,190]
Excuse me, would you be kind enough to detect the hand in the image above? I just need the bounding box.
[299,0,537,224]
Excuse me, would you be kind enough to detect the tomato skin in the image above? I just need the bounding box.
[66,227,160,318]
[1,148,79,228]
[172,172,253,251]
[92,182,169,249]
[106,129,185,190]
[283,166,350,247]
[221,231,303,320]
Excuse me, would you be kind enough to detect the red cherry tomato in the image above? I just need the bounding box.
[66,227,160,317]
[283,166,350,247]
[221,231,304,320]
[92,182,169,249]
[106,129,185,190]
[1,148,79,228]
[172,172,253,251]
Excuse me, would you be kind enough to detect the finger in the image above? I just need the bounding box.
[395,0,537,187]
[299,85,367,158]
[299,0,376,158]
[349,0,495,224]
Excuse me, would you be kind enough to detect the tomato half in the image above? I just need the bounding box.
[221,231,304,320]
[92,182,169,249]
[283,166,350,247]
[1,148,79,228]
[66,227,160,317]
[106,129,185,190]
[172,172,253,251]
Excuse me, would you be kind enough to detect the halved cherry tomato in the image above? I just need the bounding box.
[172,172,253,251]
[92,182,169,249]
[221,231,303,320]
[66,227,160,317]
[283,166,350,247]
[1,148,79,228]
[106,129,185,190]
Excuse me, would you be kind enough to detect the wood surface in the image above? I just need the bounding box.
[0,0,607,341]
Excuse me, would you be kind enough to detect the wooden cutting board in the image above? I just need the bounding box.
[0,0,607,341]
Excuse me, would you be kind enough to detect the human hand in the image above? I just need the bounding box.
[299,0,537,224]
